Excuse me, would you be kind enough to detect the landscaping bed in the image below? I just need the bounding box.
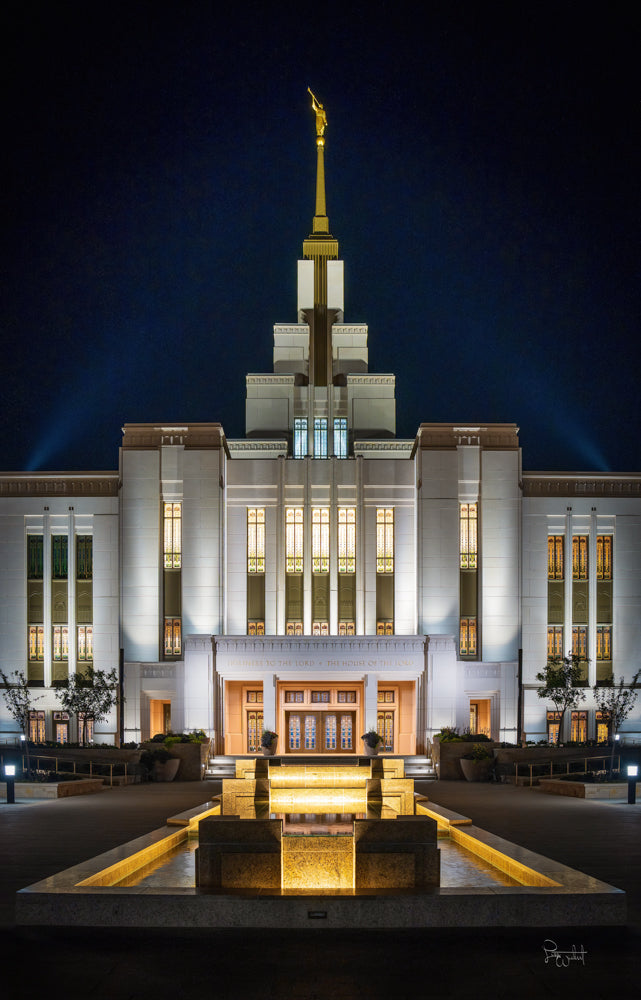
[538,777,641,799]
[1,777,104,799]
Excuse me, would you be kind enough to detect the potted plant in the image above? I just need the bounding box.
[140,747,180,782]
[260,729,278,756]
[361,729,383,757]
[460,743,495,782]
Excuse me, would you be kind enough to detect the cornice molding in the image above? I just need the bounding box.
[522,474,641,497]
[121,423,226,451]
[416,423,520,451]
[0,474,119,497]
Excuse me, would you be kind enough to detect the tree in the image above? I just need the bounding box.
[0,669,43,777]
[53,666,119,746]
[536,654,588,744]
[593,669,641,775]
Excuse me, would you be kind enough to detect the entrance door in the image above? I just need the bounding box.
[286,711,355,753]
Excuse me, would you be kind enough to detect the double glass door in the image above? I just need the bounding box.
[286,711,355,753]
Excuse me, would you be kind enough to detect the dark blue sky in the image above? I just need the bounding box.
[4,2,639,473]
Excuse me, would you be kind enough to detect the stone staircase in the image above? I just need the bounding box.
[204,753,436,780]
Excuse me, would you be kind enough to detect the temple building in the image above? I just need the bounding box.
[1,96,640,753]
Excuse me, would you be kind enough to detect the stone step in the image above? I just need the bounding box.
[205,755,437,780]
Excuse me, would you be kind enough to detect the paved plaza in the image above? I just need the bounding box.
[1,778,639,999]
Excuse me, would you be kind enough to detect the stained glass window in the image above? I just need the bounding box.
[376,621,393,635]
[247,710,263,752]
[304,714,316,750]
[325,714,337,750]
[377,690,395,703]
[247,508,265,573]
[338,621,355,635]
[285,691,304,703]
[572,625,588,659]
[77,625,93,661]
[596,625,612,660]
[376,508,394,574]
[288,714,301,751]
[333,418,348,459]
[570,711,587,742]
[27,536,43,579]
[460,503,478,570]
[76,535,92,579]
[53,625,69,660]
[78,713,94,745]
[286,507,304,573]
[547,536,564,580]
[337,691,356,703]
[247,621,265,636]
[294,418,307,458]
[459,618,477,656]
[338,507,355,574]
[314,417,328,458]
[572,535,588,580]
[546,711,561,745]
[52,536,68,579]
[596,711,609,743]
[286,621,303,636]
[596,536,612,580]
[311,690,330,703]
[164,617,181,656]
[28,710,45,743]
[340,714,353,750]
[163,503,182,569]
[312,508,329,573]
[547,626,563,660]
[377,711,394,752]
[312,621,329,635]
[246,690,263,703]
[28,625,44,660]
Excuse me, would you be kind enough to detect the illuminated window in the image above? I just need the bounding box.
[164,617,181,656]
[312,508,329,573]
[325,714,337,750]
[376,508,394,573]
[76,536,92,579]
[377,690,395,703]
[288,714,301,751]
[376,621,394,635]
[285,691,304,703]
[547,536,564,580]
[28,710,46,743]
[377,710,394,752]
[52,536,68,579]
[247,710,263,753]
[286,621,304,636]
[27,536,43,579]
[311,690,330,703]
[163,503,182,570]
[338,622,355,636]
[312,621,329,635]
[314,417,328,458]
[546,711,561,745]
[285,507,304,573]
[547,626,563,660]
[77,625,93,661]
[334,418,348,459]
[572,625,588,659]
[293,418,307,458]
[337,691,356,703]
[78,713,94,745]
[596,625,612,660]
[247,621,265,636]
[572,535,588,580]
[460,503,477,570]
[596,711,610,743]
[571,710,587,742]
[52,625,69,661]
[53,711,69,744]
[596,536,612,580]
[340,713,353,750]
[338,507,355,574]
[28,625,44,660]
[304,714,317,750]
[246,690,263,703]
[460,618,477,656]
[247,508,265,574]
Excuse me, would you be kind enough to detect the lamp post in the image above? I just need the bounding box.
[3,763,16,805]
[627,764,638,805]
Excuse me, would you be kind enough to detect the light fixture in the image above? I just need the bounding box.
[3,763,16,804]
[627,765,638,778]
[627,764,638,805]
[4,764,16,777]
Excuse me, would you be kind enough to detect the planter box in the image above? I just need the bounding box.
[539,778,641,800]
[431,740,499,780]
[141,742,209,780]
[0,779,104,800]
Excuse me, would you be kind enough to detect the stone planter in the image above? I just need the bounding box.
[361,740,381,757]
[152,758,180,782]
[261,740,278,756]
[460,757,493,782]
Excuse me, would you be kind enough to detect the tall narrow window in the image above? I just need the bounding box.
[314,418,328,458]
[164,617,181,656]
[572,535,588,580]
[52,536,68,579]
[570,710,587,742]
[77,625,93,661]
[333,417,348,459]
[460,618,477,656]
[460,503,477,569]
[247,508,265,574]
[338,507,355,574]
[312,508,329,573]
[547,626,563,660]
[547,536,564,580]
[596,625,612,661]
[376,508,394,573]
[28,625,44,660]
[285,507,304,573]
[596,536,612,580]
[572,625,588,659]
[28,710,46,743]
[293,418,308,458]
[163,503,182,569]
[27,536,43,579]
[76,535,93,579]
[52,625,69,660]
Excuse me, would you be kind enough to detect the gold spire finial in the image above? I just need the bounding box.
[308,87,327,142]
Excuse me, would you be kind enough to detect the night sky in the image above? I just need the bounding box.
[4,2,640,473]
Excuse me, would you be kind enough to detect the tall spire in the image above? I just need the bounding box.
[308,88,329,233]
